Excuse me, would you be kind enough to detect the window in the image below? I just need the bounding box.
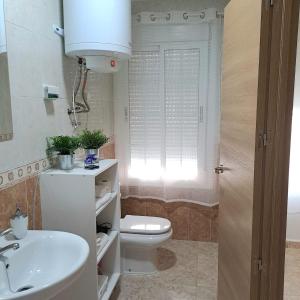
[128,44,208,182]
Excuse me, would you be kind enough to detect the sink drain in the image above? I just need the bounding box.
[16,285,34,292]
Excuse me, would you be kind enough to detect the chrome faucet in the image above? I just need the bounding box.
[0,228,20,268]
[0,243,20,256]
[0,228,12,237]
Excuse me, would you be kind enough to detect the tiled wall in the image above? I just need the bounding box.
[0,176,42,230]
[1,0,73,173]
[76,70,114,137]
[286,241,300,249]
[0,144,115,231]
[0,0,114,228]
[0,159,49,189]
[121,197,218,242]
[1,0,115,174]
[99,142,116,159]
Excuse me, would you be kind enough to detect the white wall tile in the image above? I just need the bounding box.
[5,22,43,99]
[0,0,114,172]
[4,0,62,40]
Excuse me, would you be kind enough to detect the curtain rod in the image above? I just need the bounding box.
[135,10,224,23]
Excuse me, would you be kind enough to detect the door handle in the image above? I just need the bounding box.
[215,165,225,174]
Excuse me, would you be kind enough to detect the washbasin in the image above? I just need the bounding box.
[0,230,89,300]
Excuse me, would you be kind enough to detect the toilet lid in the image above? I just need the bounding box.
[120,215,171,235]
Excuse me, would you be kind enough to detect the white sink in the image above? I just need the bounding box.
[0,230,89,300]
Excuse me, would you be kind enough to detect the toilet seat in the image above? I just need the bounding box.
[120,215,171,235]
[121,229,173,248]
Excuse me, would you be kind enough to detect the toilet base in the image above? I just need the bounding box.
[121,246,158,274]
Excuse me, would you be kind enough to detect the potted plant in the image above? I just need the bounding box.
[79,129,108,157]
[48,135,80,170]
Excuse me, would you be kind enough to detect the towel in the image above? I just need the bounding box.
[96,232,109,252]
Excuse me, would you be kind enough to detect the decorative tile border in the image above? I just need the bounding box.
[0,142,114,191]
[0,158,50,190]
[286,241,300,249]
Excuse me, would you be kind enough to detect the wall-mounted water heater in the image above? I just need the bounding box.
[0,0,6,55]
[63,0,132,73]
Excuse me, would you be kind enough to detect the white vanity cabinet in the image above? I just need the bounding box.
[40,159,120,300]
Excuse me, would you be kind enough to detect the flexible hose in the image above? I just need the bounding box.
[70,58,90,130]
[71,61,82,128]
[81,67,90,113]
[74,61,86,111]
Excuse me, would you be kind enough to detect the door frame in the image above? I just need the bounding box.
[251,0,300,299]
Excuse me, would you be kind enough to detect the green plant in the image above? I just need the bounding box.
[79,129,108,149]
[48,135,80,155]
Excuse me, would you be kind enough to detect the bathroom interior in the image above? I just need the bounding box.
[0,0,299,300]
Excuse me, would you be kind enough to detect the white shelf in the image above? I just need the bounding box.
[96,192,118,216]
[97,275,108,299]
[44,159,118,176]
[100,273,121,300]
[41,159,121,300]
[97,231,118,263]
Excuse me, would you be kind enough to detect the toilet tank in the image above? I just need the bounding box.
[63,0,132,60]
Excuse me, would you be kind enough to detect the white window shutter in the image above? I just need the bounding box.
[128,51,163,179]
[164,48,201,180]
[128,46,205,181]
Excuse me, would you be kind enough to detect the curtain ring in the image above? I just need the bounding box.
[150,14,156,22]
[183,13,188,20]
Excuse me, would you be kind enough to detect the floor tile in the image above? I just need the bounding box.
[284,248,300,298]
[112,240,300,300]
[197,286,217,300]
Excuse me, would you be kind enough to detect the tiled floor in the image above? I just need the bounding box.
[111,240,300,300]
[111,240,217,300]
[284,247,300,300]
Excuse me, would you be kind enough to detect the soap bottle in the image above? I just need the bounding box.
[10,207,28,239]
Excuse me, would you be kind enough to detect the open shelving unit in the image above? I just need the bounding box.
[40,159,121,300]
[97,230,118,263]
[101,273,120,300]
[96,192,118,216]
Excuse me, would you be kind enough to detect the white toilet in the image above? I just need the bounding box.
[120,215,173,274]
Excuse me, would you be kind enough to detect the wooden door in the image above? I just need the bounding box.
[217,0,263,299]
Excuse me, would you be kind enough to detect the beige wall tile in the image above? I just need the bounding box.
[166,202,189,240]
[100,142,115,160]
[25,176,42,230]
[121,197,219,242]
[121,197,148,217]
[0,175,42,231]
[0,180,27,229]
[286,241,300,249]
[146,199,168,219]
[188,205,211,242]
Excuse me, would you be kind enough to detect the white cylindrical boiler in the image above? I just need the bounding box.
[0,0,6,54]
[63,0,132,63]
